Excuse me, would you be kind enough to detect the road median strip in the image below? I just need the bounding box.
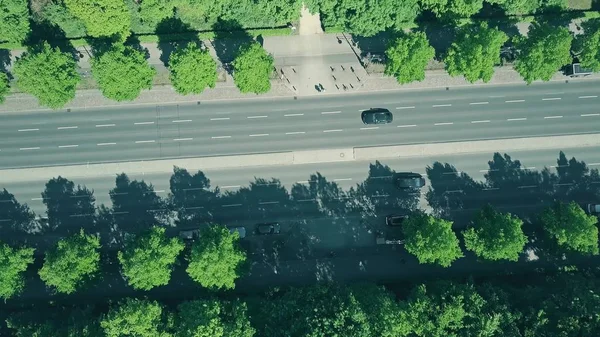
[2,134,600,182]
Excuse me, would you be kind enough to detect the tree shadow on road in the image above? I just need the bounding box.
[41,176,96,236]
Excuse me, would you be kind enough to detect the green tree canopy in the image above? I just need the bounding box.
[118,226,184,290]
[540,201,599,255]
[101,298,170,337]
[577,20,600,72]
[351,283,409,337]
[385,32,435,84]
[138,0,176,28]
[176,300,225,337]
[420,0,483,19]
[514,23,573,84]
[463,205,528,261]
[0,0,30,43]
[445,23,508,83]
[186,225,246,290]
[91,44,156,101]
[315,0,419,36]
[0,72,8,104]
[38,230,101,294]
[232,42,274,94]
[168,43,217,95]
[0,242,35,300]
[13,43,80,109]
[402,212,463,267]
[487,0,540,15]
[63,0,131,38]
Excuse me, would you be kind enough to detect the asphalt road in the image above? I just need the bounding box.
[0,80,599,169]
[3,146,599,215]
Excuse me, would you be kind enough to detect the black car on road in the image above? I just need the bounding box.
[394,172,426,189]
[361,108,393,124]
[256,223,281,235]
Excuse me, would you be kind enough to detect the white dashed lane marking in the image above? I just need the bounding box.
[544,116,563,119]
[284,113,304,117]
[96,124,115,128]
[507,118,527,121]
[579,95,597,99]
[135,140,155,144]
[432,104,451,108]
[333,178,352,182]
[395,106,415,110]
[57,126,78,130]
[542,97,561,101]
[172,119,192,123]
[18,128,39,132]
[20,147,40,151]
[434,122,453,126]
[469,101,489,105]
[173,138,193,141]
[210,117,230,121]
[582,113,600,117]
[249,134,269,137]
[322,111,342,114]
[397,124,417,128]
[323,129,343,133]
[221,185,240,189]
[97,143,116,146]
[135,122,154,125]
[247,115,268,119]
[505,99,525,103]
[58,145,78,148]
[286,131,306,135]
[212,136,231,139]
[360,127,379,130]
[471,120,490,124]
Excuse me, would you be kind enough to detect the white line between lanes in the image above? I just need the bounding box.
[97,143,116,146]
[174,138,193,141]
[284,113,304,117]
[247,115,268,119]
[507,118,527,121]
[286,131,305,135]
[333,178,352,182]
[172,119,192,123]
[135,140,156,144]
[297,180,309,184]
[589,163,600,166]
[434,122,453,126]
[20,147,40,151]
[18,128,39,132]
[57,126,78,130]
[249,134,269,137]
[432,104,451,108]
[542,97,561,101]
[360,127,379,130]
[322,111,342,114]
[544,115,563,119]
[31,197,43,201]
[505,99,525,103]
[470,102,489,105]
[323,129,343,133]
[210,117,230,121]
[135,121,154,125]
[471,120,490,124]
[96,124,115,128]
[212,136,231,139]
[396,106,415,109]
[221,185,240,189]
[397,124,417,128]
[58,145,78,148]
[579,95,597,99]
[581,113,600,117]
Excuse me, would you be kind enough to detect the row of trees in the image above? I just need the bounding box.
[1,0,300,44]
[0,224,246,300]
[385,20,600,85]
[3,39,273,108]
[5,270,600,337]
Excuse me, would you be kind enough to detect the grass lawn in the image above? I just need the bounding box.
[568,0,592,10]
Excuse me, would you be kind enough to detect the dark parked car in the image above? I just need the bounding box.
[361,108,393,124]
[386,214,408,226]
[256,223,281,235]
[395,173,426,189]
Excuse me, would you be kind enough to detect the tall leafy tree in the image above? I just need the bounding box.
[41,176,96,234]
[0,242,35,300]
[13,43,80,109]
[420,0,483,19]
[63,0,131,38]
[101,298,170,337]
[118,226,184,290]
[0,0,30,44]
[385,32,435,84]
[540,201,599,255]
[91,44,156,101]
[222,300,255,337]
[463,205,528,261]
[0,189,35,234]
[487,0,540,15]
[402,212,463,267]
[445,23,508,83]
[577,20,600,72]
[38,230,101,294]
[176,300,225,337]
[352,283,409,337]
[186,225,246,290]
[232,42,273,94]
[138,0,176,27]
[168,43,217,95]
[0,71,9,103]
[514,23,573,84]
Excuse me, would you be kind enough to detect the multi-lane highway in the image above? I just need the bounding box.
[3,146,599,215]
[0,80,599,169]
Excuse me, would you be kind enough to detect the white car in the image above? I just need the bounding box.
[587,204,600,215]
